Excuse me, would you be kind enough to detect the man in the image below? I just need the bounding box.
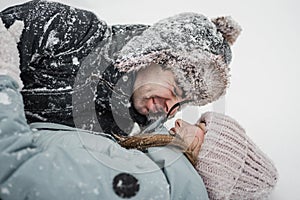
[0,0,241,136]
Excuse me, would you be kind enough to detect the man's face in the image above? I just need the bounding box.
[132,63,184,120]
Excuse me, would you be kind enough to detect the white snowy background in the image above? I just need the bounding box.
[1,0,299,199]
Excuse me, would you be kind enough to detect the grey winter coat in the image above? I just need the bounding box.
[0,75,209,200]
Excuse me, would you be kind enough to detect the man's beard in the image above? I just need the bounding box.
[146,108,178,121]
[146,110,166,121]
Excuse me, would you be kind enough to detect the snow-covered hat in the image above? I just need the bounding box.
[115,13,241,106]
[196,112,278,199]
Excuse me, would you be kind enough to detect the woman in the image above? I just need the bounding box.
[169,115,278,199]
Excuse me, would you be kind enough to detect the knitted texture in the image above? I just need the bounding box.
[0,19,24,90]
[196,112,278,200]
[115,13,241,106]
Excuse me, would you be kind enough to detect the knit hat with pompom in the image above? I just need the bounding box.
[115,13,241,106]
[196,112,278,200]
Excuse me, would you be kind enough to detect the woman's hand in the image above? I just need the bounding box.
[169,119,206,160]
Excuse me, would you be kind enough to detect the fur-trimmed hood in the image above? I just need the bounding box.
[115,12,241,106]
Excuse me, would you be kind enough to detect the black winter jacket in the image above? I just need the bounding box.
[0,0,149,135]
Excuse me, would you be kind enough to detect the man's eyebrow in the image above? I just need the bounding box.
[173,82,184,97]
[172,86,179,96]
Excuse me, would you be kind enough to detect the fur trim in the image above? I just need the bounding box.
[115,49,229,106]
[115,13,240,106]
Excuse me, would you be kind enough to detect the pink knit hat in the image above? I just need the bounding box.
[196,112,278,199]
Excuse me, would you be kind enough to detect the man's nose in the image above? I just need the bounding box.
[146,97,166,113]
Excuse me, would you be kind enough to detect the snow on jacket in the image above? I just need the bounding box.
[0,75,209,200]
[0,0,240,136]
[0,0,149,136]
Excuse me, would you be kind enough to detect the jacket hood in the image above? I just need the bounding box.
[115,12,241,106]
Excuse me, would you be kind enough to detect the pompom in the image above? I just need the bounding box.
[212,16,242,45]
